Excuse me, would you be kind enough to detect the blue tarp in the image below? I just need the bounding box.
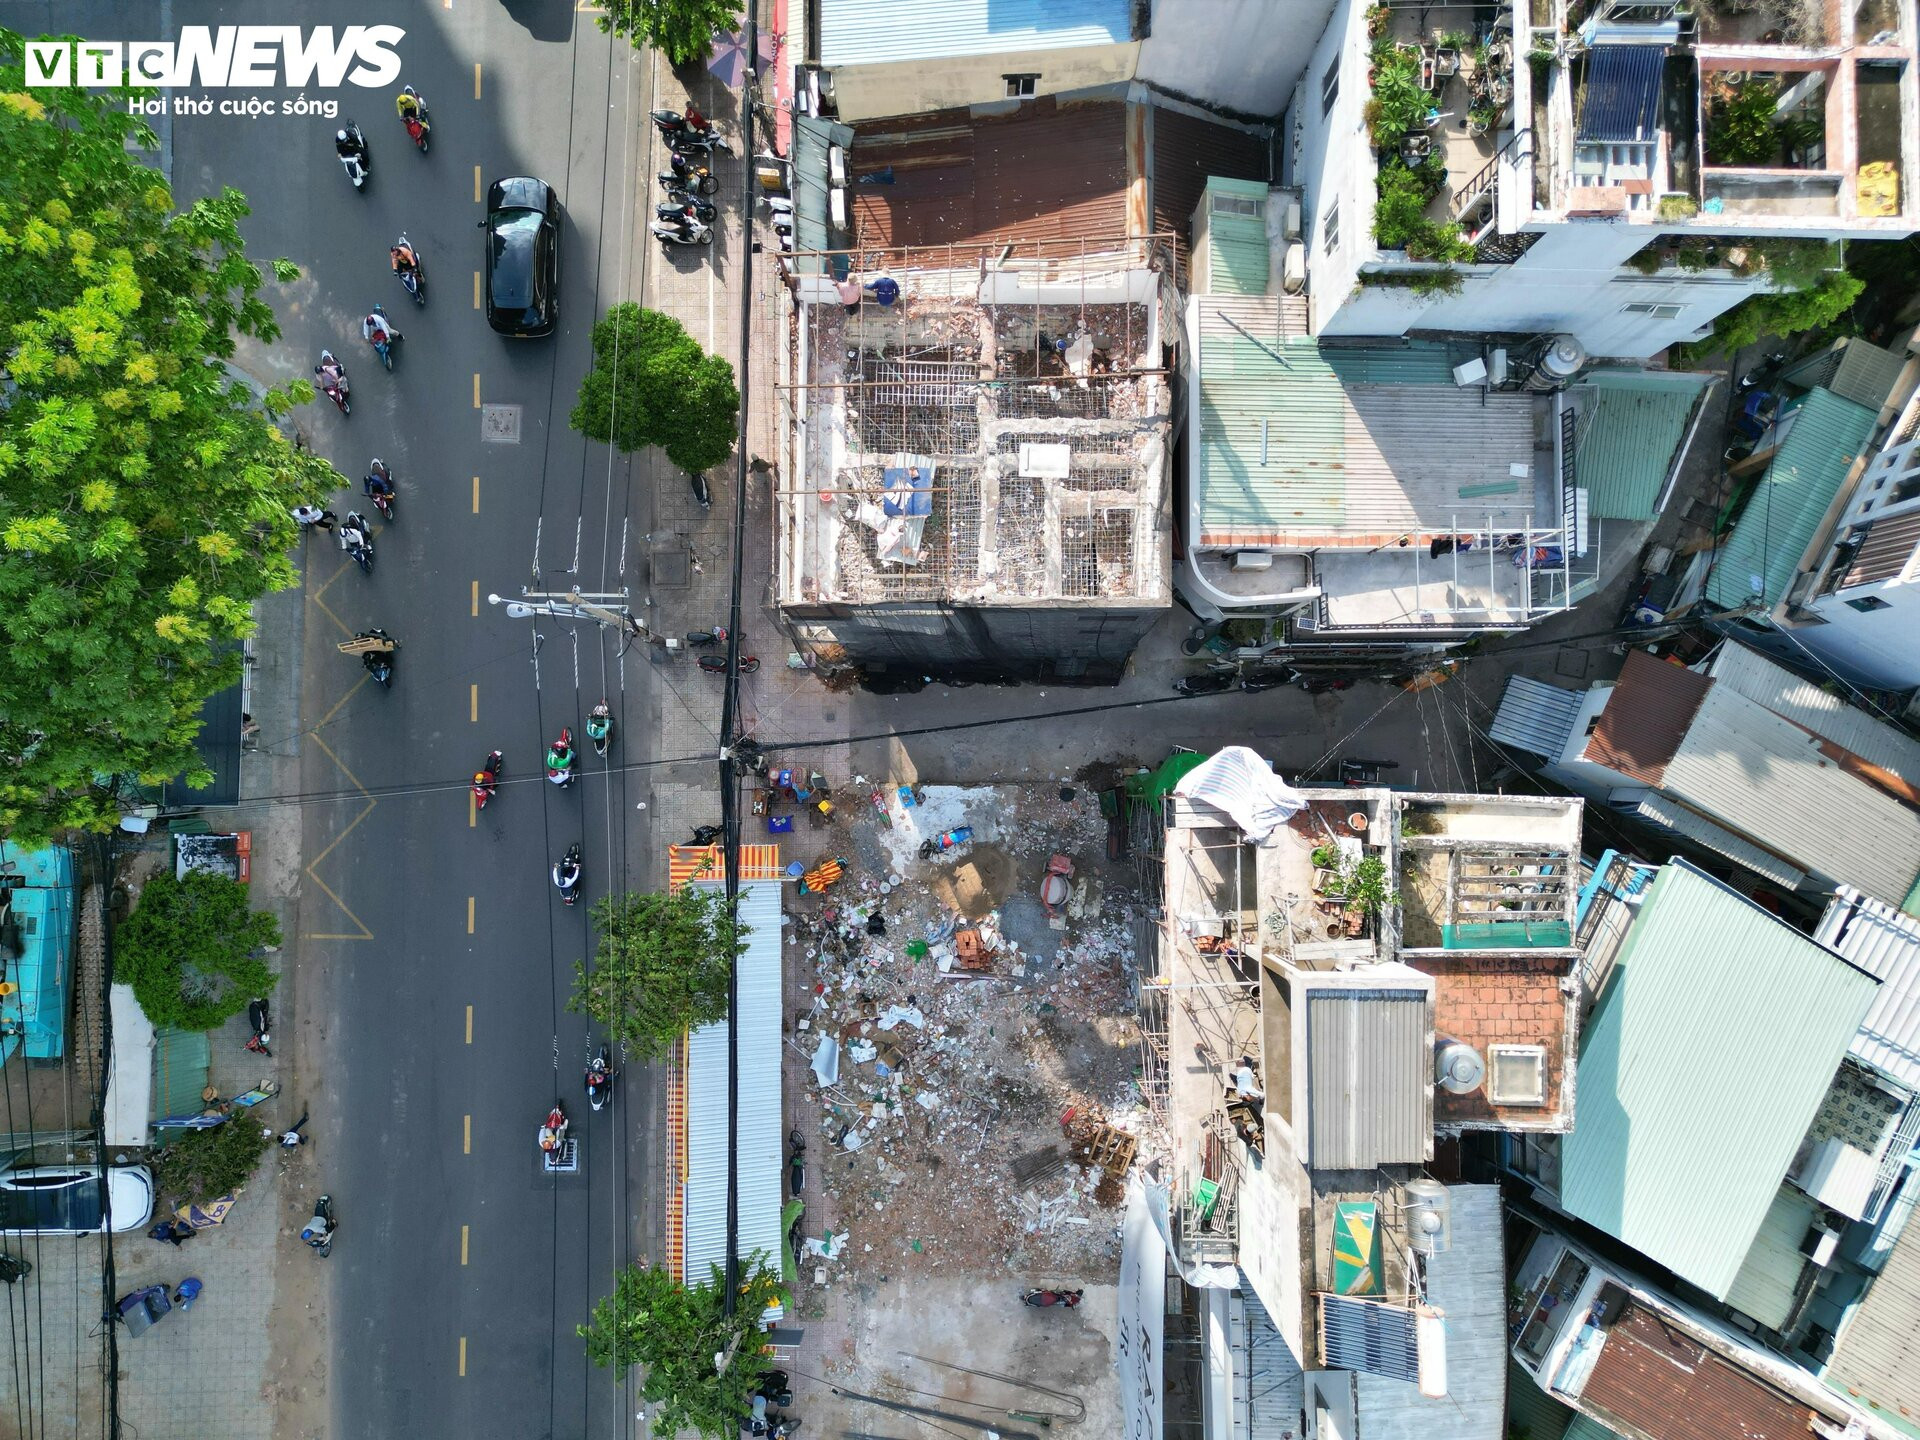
[881,467,933,517]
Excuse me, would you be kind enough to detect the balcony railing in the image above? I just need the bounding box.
[1452,127,1535,238]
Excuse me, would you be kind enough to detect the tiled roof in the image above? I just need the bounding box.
[1573,370,1713,521]
[820,0,1132,66]
[1707,387,1878,609]
[1559,863,1879,1300]
[1581,1300,1822,1440]
[850,100,1129,250]
[1413,959,1571,1127]
[1582,649,1711,785]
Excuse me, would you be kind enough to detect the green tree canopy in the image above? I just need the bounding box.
[569,302,740,474]
[117,868,279,1031]
[569,885,745,1059]
[593,0,741,67]
[0,31,340,843]
[579,1259,781,1439]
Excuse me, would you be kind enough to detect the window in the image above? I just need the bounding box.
[1210,194,1262,218]
[1004,73,1038,98]
[1621,301,1684,318]
[1323,201,1340,254]
[1321,57,1340,114]
[1846,595,1893,613]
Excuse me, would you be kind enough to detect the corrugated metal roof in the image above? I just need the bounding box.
[1628,794,1810,890]
[1151,109,1270,288]
[1563,1415,1623,1440]
[1583,649,1712,785]
[1574,371,1712,521]
[1238,1284,1304,1440]
[1577,46,1665,143]
[1724,1185,1821,1330]
[1560,862,1878,1299]
[1491,674,1585,758]
[1825,1212,1920,1433]
[1582,1300,1821,1440]
[850,100,1129,250]
[1781,338,1906,413]
[1195,314,1536,542]
[820,0,1133,67]
[1352,1185,1507,1440]
[683,881,785,1282]
[793,114,856,274]
[1707,387,1878,609]
[1661,683,1920,909]
[1305,988,1431,1169]
[1705,641,1920,788]
[1816,888,1920,1092]
[1508,1363,1578,1440]
[1843,509,1920,588]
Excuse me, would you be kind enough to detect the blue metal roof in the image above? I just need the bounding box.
[820,0,1133,66]
[0,843,75,1063]
[1577,46,1665,144]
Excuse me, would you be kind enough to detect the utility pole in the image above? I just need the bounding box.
[485,589,657,640]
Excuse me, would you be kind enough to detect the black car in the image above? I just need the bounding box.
[481,177,560,337]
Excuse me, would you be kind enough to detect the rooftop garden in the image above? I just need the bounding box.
[1364,7,1481,263]
[1703,72,1828,169]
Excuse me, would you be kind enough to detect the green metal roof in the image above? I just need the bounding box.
[1198,332,1348,532]
[1706,387,1878,609]
[1575,370,1713,521]
[1200,178,1271,298]
[1559,861,1879,1301]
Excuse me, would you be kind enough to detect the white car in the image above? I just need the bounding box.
[0,1165,155,1235]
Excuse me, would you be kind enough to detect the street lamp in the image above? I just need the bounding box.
[485,589,652,638]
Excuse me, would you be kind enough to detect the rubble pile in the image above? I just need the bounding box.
[784,784,1144,1295]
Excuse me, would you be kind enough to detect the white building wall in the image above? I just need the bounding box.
[1316,224,1772,358]
[827,42,1140,120]
[1294,0,1372,333]
[1137,0,1333,118]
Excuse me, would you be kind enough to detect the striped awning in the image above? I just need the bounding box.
[667,844,786,889]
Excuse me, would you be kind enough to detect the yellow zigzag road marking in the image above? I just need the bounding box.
[304,552,378,941]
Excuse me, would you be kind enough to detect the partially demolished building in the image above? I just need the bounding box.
[775,238,1174,683]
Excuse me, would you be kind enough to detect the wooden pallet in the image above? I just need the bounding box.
[1085,1124,1137,1176]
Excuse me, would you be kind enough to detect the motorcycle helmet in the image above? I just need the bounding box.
[336,129,348,143]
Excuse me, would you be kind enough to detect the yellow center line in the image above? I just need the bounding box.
[469,682,478,722]
[472,476,480,513]
[471,579,479,617]
[465,1005,473,1044]
[460,1224,470,1264]
[474,63,482,100]
[467,896,476,934]
[458,1336,467,1376]
[472,373,481,408]
[468,790,476,828]
[463,1115,471,1154]
[473,165,481,203]
[473,270,481,310]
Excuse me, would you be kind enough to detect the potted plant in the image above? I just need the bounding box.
[1467,102,1500,137]
[1435,31,1467,76]
[1344,855,1396,933]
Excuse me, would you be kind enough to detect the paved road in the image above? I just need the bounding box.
[159,4,660,1434]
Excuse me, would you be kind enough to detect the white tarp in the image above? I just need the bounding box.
[103,984,155,1149]
[1119,1179,1169,1440]
[1172,746,1306,844]
[1143,1178,1239,1289]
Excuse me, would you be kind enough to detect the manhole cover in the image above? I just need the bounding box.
[648,538,690,589]
[481,405,521,443]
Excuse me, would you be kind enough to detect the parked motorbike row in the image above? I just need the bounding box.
[648,109,733,249]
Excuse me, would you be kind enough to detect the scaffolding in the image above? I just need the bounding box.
[779,236,1177,611]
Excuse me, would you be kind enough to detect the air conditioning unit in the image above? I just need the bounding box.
[829,187,848,230]
[1792,1136,1877,1220]
[1232,550,1275,572]
[1487,1045,1548,1106]
[1800,1218,1843,1268]
[828,145,848,186]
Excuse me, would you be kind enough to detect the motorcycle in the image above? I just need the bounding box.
[245,997,272,1057]
[1337,757,1400,787]
[661,156,719,196]
[340,512,374,575]
[688,471,713,511]
[651,217,714,247]
[651,108,716,143]
[656,196,719,225]
[335,123,369,188]
[472,750,503,809]
[697,653,759,673]
[301,1195,335,1258]
[539,1103,569,1155]
[553,843,583,906]
[668,128,734,158]
[585,1046,614,1113]
[355,628,396,688]
[393,234,426,306]
[1173,668,1234,696]
[398,87,430,152]
[683,627,725,648]
[546,727,576,788]
[314,351,351,415]
[787,1130,805,1198]
[688,824,723,845]
[366,303,399,371]
[364,459,396,521]
[1021,1288,1082,1308]
[586,703,613,758]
